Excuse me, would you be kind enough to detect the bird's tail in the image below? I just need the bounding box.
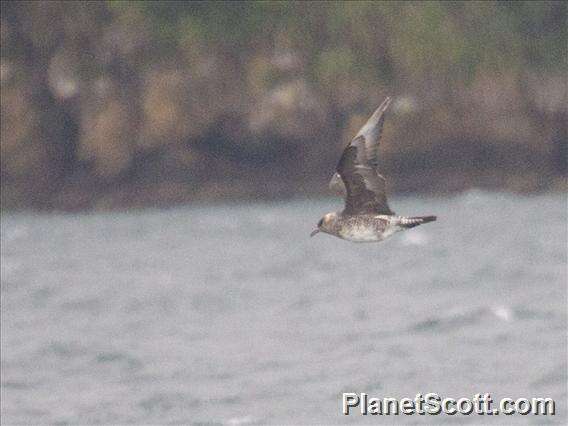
[398,215,437,229]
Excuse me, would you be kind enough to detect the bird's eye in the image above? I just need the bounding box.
[317,219,323,227]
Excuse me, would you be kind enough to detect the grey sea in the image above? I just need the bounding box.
[1,192,566,425]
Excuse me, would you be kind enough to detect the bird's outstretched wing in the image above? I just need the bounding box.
[333,97,394,215]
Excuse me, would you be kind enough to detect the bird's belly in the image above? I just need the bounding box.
[339,226,382,242]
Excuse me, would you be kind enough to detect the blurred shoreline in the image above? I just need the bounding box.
[1,2,566,211]
[1,169,566,213]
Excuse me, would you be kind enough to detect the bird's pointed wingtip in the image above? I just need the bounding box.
[366,96,393,121]
[379,96,393,110]
[360,95,393,131]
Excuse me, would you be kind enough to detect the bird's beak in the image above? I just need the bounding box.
[310,229,320,237]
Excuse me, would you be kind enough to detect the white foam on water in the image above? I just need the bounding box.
[491,305,514,322]
[226,415,257,425]
[400,230,428,246]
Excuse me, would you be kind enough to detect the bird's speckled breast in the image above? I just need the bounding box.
[336,215,396,242]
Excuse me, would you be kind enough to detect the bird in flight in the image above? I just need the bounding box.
[310,97,436,242]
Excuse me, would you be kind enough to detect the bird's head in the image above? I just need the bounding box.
[310,212,338,237]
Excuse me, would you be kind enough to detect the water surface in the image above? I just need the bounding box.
[1,192,566,424]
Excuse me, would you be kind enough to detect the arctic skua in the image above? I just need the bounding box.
[311,97,436,242]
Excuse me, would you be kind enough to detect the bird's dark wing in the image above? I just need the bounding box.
[334,97,394,215]
[337,138,393,215]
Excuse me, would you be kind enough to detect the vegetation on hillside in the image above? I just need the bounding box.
[1,1,566,210]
